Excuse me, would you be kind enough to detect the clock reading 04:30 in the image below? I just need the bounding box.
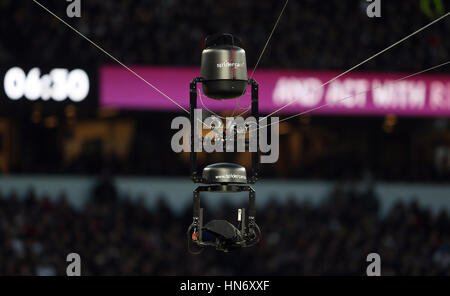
[3,67,90,102]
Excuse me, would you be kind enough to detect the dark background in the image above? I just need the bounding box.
[0,0,449,275]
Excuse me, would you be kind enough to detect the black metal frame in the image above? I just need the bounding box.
[187,78,261,252]
[189,184,258,251]
[192,184,256,225]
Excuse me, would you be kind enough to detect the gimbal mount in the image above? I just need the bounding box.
[187,77,261,253]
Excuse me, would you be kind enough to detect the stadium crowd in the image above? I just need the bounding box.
[0,178,449,276]
[1,1,450,276]
[1,0,448,72]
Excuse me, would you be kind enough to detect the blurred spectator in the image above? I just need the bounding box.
[0,180,449,275]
